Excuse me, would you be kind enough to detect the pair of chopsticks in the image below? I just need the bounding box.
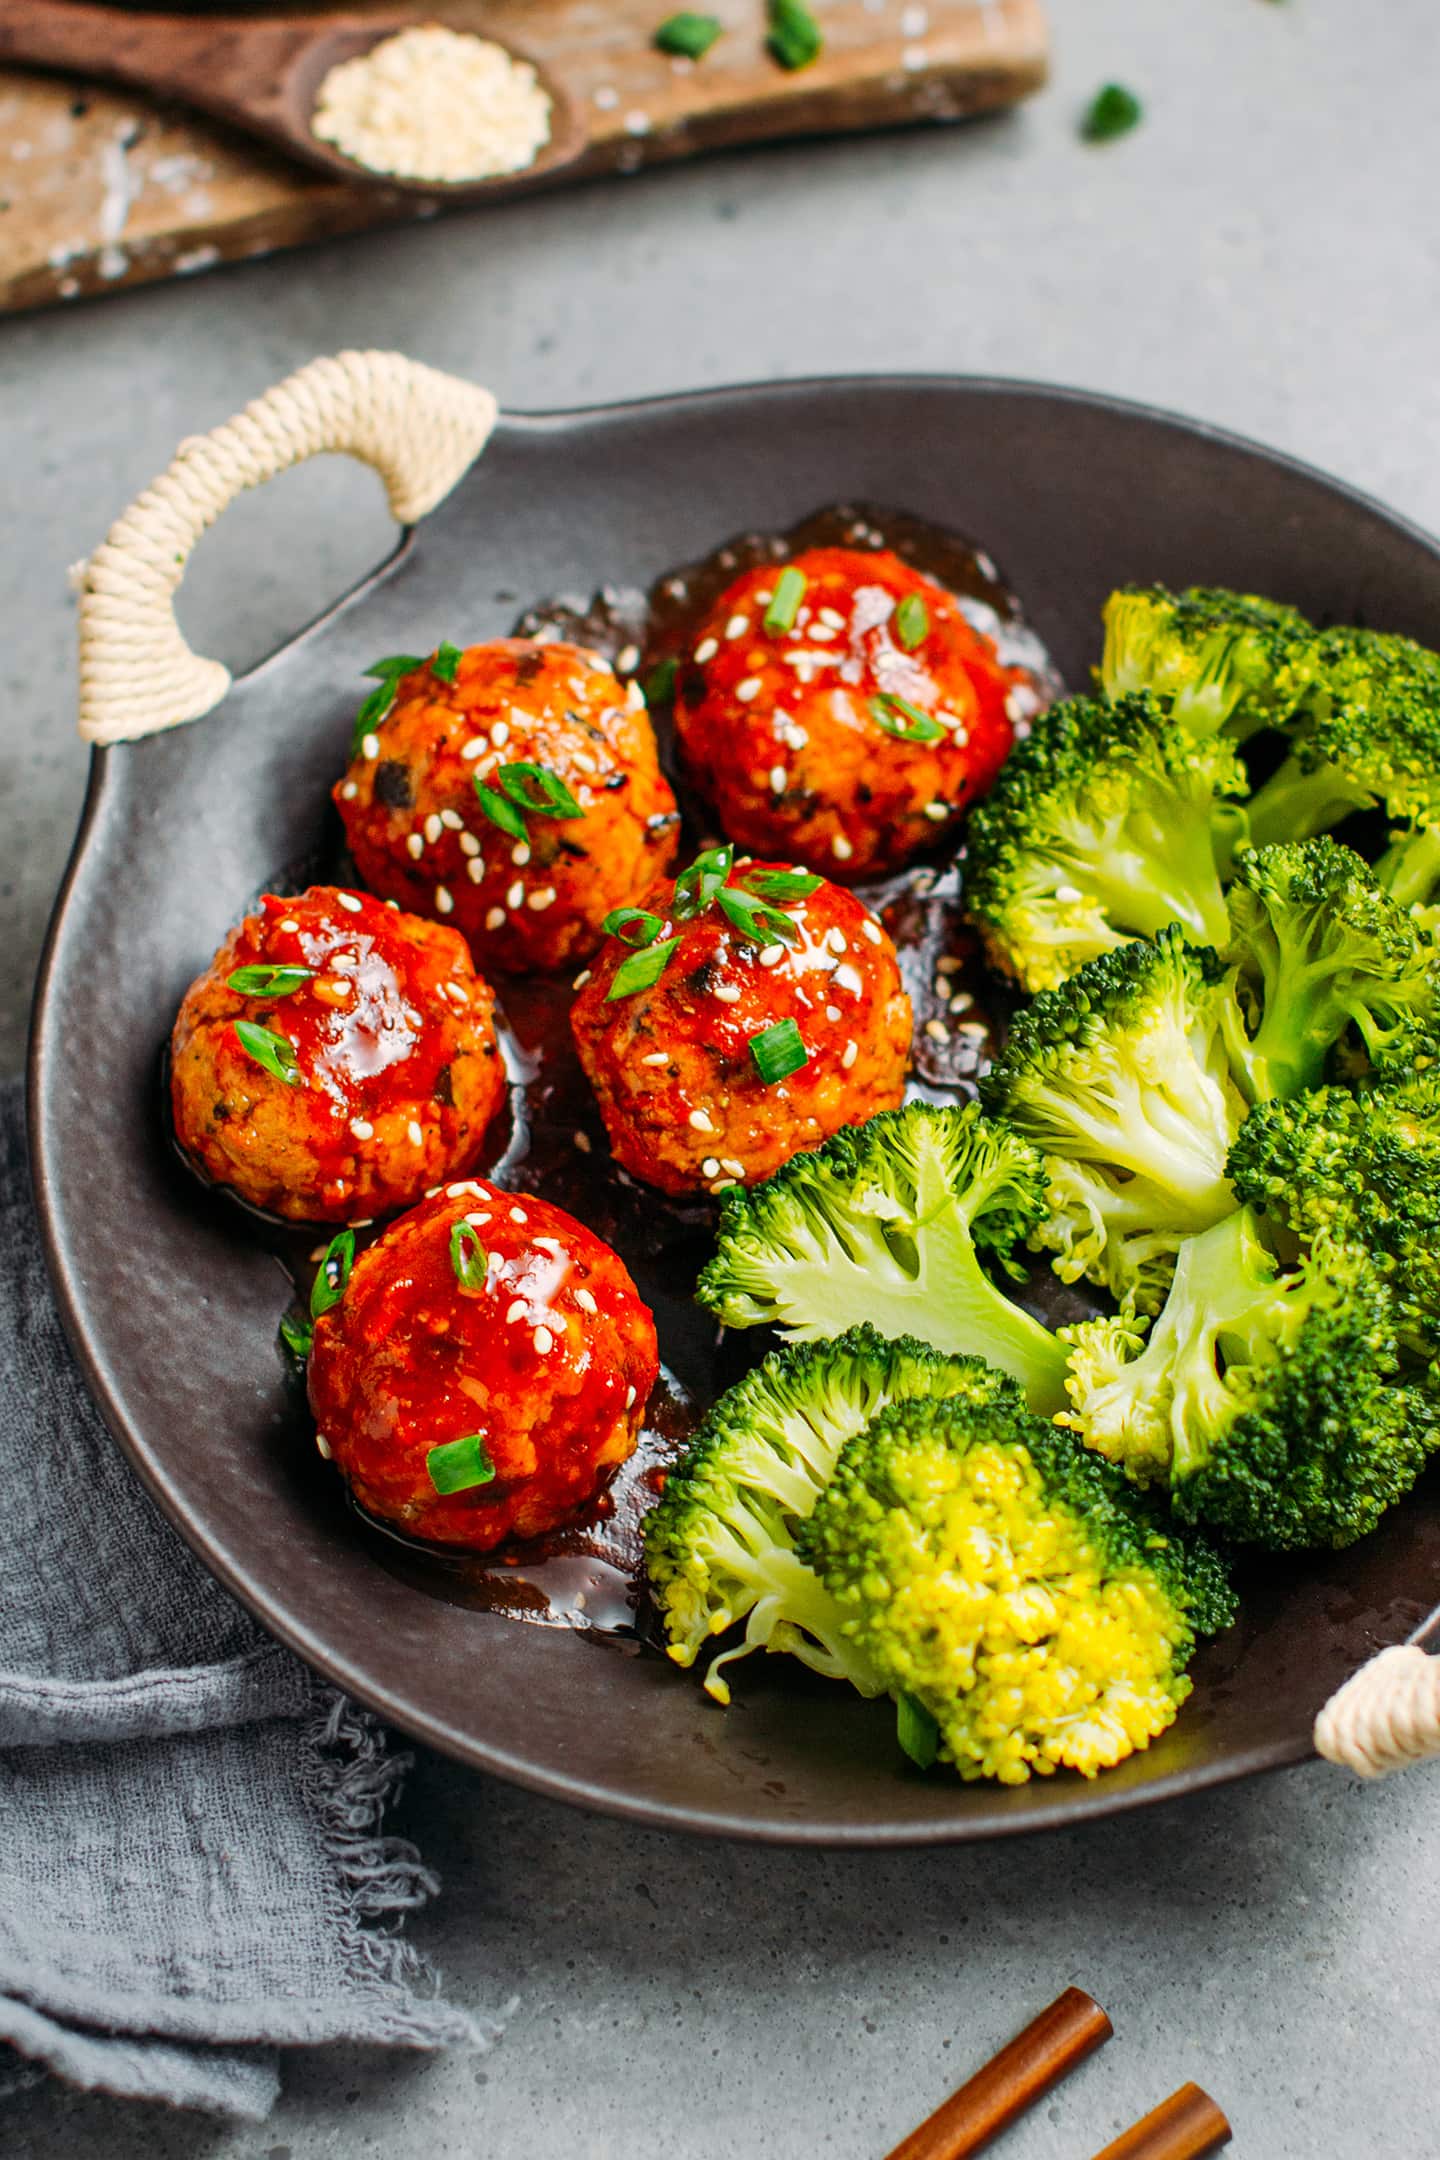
[883,1988,1230,2160]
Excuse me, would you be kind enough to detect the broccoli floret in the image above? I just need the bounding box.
[796,1394,1235,1783]
[1246,627,1440,851]
[696,1102,1071,1413]
[1060,1208,1435,1549]
[1376,819,1440,926]
[1221,839,1440,1099]
[963,692,1251,992]
[1227,1076,1440,1379]
[1099,584,1313,741]
[643,1327,1014,1703]
[982,927,1249,1313]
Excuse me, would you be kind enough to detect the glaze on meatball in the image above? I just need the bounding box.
[307,1181,659,1550]
[671,547,1021,879]
[170,887,505,1224]
[570,851,912,1195]
[334,639,681,974]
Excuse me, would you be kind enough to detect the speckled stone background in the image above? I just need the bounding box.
[5,1,1439,2153]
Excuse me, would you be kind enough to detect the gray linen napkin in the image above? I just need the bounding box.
[0,1077,487,2120]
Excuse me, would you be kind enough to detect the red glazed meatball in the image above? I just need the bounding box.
[333,639,680,974]
[671,547,1021,879]
[570,849,912,1195]
[307,1182,659,1549]
[170,887,505,1224]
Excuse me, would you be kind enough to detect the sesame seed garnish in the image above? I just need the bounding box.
[506,881,524,909]
[924,802,949,823]
[434,885,453,914]
[466,858,485,883]
[279,918,300,932]
[721,1157,746,1178]
[626,1385,637,1408]
[769,765,787,793]
[714,983,741,1004]
[407,1119,424,1145]
[842,1040,858,1069]
[527,887,557,911]
[626,680,646,712]
[569,1287,597,1321]
[757,943,785,967]
[465,1210,490,1227]
[316,1433,333,1460]
[834,963,864,994]
[574,751,598,775]
[937,954,962,975]
[831,834,854,861]
[511,840,531,865]
[486,907,505,930]
[694,637,719,664]
[1055,883,1084,903]
[406,832,424,859]
[642,1050,669,1065]
[458,830,481,858]
[361,732,380,760]
[615,643,640,674]
[573,1131,592,1153]
[950,990,975,1014]
[509,1206,527,1223]
[826,1003,841,1022]
[808,623,837,642]
[449,981,470,1003]
[462,737,487,760]
[689,1108,716,1133]
[573,969,592,989]
[925,1019,951,1044]
[736,677,762,702]
[337,892,363,913]
[725,614,749,640]
[957,1020,989,1041]
[506,1298,526,1323]
[440,807,464,830]
[827,928,848,954]
[702,1156,721,1177]
[341,781,358,800]
[819,606,846,630]
[710,1179,732,1195]
[533,1324,554,1354]
[491,720,510,748]
[426,1185,442,1198]
[349,1117,374,1140]
[861,919,884,946]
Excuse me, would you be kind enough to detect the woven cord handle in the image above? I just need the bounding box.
[1315,1642,1440,1777]
[77,349,498,747]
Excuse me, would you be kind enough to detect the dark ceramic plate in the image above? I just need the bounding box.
[30,378,1440,1844]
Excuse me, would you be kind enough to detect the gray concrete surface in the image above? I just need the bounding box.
[4,0,1438,2152]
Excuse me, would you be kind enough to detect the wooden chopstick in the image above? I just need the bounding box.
[1089,2082,1232,2160]
[883,1987,1112,2160]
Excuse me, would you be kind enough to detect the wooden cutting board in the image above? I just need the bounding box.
[0,0,1047,316]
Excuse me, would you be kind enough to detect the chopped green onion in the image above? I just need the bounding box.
[427,1434,496,1495]
[764,565,807,634]
[234,1019,300,1087]
[310,1228,355,1320]
[450,1220,488,1292]
[643,656,678,707]
[602,906,666,949]
[895,594,929,649]
[718,886,799,946]
[364,653,424,681]
[870,691,945,744]
[498,761,583,819]
[740,867,821,903]
[606,936,679,1000]
[473,779,529,843]
[767,0,822,69]
[1081,82,1142,142]
[432,641,463,685]
[351,655,422,755]
[654,10,723,57]
[896,1692,940,1770]
[672,842,735,921]
[279,1311,313,1361]
[749,1017,809,1084]
[227,964,314,998]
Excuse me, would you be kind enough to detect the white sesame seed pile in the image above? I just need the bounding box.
[311,25,553,185]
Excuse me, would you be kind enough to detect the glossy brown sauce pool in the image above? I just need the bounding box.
[188,505,1062,1641]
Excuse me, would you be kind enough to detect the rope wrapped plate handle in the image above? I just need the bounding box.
[72,349,1440,1782]
[77,349,497,746]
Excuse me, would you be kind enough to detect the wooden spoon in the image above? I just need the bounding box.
[0,1,585,196]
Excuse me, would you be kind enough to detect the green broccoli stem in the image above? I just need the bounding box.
[1245,754,1375,851]
[1376,821,1440,911]
[1076,833,1231,951]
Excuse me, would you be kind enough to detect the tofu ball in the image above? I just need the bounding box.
[334,638,681,974]
[671,547,1021,879]
[570,848,912,1196]
[170,887,505,1224]
[307,1182,659,1550]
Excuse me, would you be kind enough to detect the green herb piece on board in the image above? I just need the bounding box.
[654,11,724,58]
[1081,83,1142,142]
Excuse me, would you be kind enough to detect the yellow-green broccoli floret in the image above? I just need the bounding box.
[795,1395,1235,1784]
[642,1327,1016,1703]
[962,692,1251,992]
[1099,583,1314,740]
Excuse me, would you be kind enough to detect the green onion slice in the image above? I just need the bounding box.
[364,653,424,682]
[310,1228,355,1320]
[473,779,529,843]
[654,10,723,57]
[750,1017,809,1084]
[767,0,822,69]
[427,1434,497,1495]
[279,1311,313,1361]
[740,867,821,903]
[234,1019,300,1088]
[602,906,665,949]
[718,886,799,946]
[227,964,314,998]
[870,691,945,744]
[896,1692,940,1770]
[1081,82,1142,142]
[607,936,679,1001]
[672,842,735,921]
[499,761,583,820]
[351,654,422,756]
[450,1220,488,1293]
[764,565,807,634]
[432,641,463,685]
[895,594,929,649]
[643,656,678,706]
